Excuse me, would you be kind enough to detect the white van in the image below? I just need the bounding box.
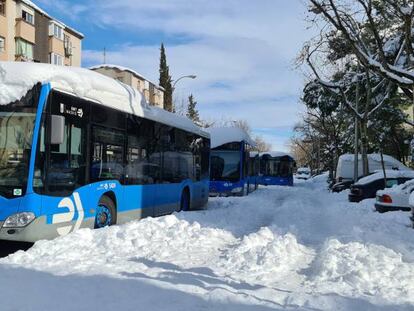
[336,154,409,182]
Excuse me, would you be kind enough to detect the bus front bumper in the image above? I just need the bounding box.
[0,216,51,242]
[0,215,96,242]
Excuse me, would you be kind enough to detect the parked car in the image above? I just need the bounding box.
[331,180,354,193]
[295,167,311,180]
[375,180,414,213]
[336,154,409,184]
[348,170,414,203]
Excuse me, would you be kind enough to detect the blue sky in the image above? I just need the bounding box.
[34,0,312,151]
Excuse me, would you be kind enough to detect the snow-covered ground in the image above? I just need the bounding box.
[1,175,414,310]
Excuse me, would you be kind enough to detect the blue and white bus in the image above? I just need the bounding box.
[207,127,256,196]
[258,152,295,186]
[0,62,210,242]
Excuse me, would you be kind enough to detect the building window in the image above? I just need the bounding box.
[22,10,34,24]
[49,22,64,40]
[0,37,5,52]
[50,53,63,66]
[15,38,34,60]
[0,1,6,16]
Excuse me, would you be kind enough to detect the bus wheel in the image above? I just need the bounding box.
[95,196,116,229]
[180,189,190,212]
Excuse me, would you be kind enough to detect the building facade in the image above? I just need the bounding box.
[0,0,83,66]
[91,64,165,109]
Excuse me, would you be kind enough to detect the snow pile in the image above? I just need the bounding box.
[309,239,414,304]
[297,172,329,189]
[3,215,234,276]
[2,173,414,309]
[222,227,313,284]
[206,127,255,148]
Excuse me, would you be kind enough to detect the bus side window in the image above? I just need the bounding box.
[126,117,161,185]
[126,124,149,185]
[145,120,160,184]
[91,127,125,183]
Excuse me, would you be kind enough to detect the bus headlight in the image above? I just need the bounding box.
[231,187,243,193]
[3,212,36,228]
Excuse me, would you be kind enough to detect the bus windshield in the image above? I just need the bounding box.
[0,86,40,198]
[261,157,293,178]
[210,150,241,181]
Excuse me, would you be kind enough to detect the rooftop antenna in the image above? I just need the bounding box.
[103,47,106,64]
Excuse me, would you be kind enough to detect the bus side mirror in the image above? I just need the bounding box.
[51,115,65,145]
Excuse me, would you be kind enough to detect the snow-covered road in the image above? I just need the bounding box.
[1,175,414,311]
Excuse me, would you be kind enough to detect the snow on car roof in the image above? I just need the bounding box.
[0,62,208,138]
[377,179,414,196]
[355,170,414,185]
[338,153,408,169]
[206,127,255,148]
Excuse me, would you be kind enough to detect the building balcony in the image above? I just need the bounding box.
[48,36,64,55]
[15,18,35,44]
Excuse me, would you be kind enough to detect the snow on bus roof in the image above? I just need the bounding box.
[205,127,255,149]
[89,64,164,91]
[0,62,207,137]
[260,151,294,159]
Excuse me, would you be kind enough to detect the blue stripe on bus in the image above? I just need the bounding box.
[40,180,208,224]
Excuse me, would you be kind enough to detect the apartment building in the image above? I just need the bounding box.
[0,0,83,66]
[91,64,165,109]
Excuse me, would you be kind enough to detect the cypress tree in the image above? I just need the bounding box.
[159,43,173,112]
[187,94,200,125]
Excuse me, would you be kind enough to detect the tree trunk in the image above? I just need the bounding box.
[360,120,369,176]
[354,83,360,182]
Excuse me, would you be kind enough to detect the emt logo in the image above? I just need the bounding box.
[52,192,84,236]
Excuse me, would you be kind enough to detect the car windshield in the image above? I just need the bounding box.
[0,85,40,198]
[210,150,241,181]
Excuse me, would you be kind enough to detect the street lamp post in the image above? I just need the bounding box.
[172,75,197,91]
[171,75,197,113]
